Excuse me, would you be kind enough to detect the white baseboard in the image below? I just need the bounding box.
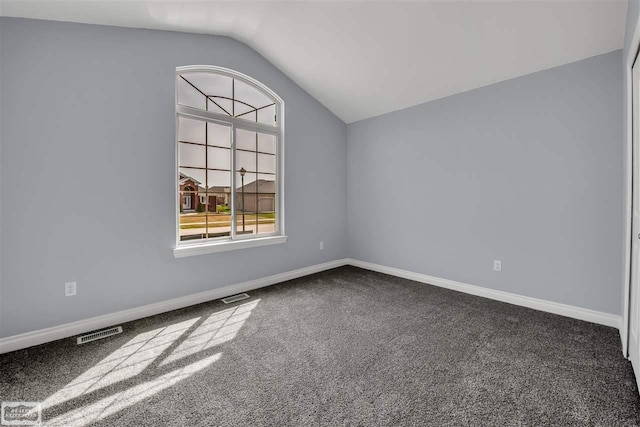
[0,257,621,354]
[0,258,349,354]
[347,259,621,329]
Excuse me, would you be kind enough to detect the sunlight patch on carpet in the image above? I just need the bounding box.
[39,299,260,426]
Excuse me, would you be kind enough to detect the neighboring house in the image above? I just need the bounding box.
[179,173,230,213]
[179,173,201,212]
[207,186,230,209]
[236,179,276,213]
[179,173,273,213]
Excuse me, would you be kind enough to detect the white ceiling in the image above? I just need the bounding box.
[0,0,628,123]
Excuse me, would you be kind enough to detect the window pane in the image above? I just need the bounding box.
[236,128,256,151]
[207,216,230,239]
[236,171,256,236]
[234,168,276,236]
[179,168,205,188]
[257,104,276,126]
[257,154,276,174]
[207,101,229,116]
[178,116,206,144]
[179,72,232,115]
[236,150,257,173]
[258,208,276,233]
[256,173,276,232]
[205,192,229,210]
[179,190,205,242]
[257,173,276,192]
[234,80,271,111]
[178,73,277,126]
[234,210,256,236]
[236,171,257,207]
[186,72,233,99]
[233,80,276,127]
[178,77,206,110]
[210,98,233,116]
[207,147,230,171]
[256,172,276,234]
[234,101,254,118]
[179,143,206,169]
[207,122,231,148]
[237,110,257,122]
[178,116,232,244]
[207,170,230,190]
[206,197,231,239]
[257,133,276,154]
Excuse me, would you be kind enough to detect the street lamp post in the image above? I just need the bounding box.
[239,167,246,233]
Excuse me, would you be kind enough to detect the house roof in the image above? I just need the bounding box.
[237,179,275,194]
[179,172,201,185]
[208,186,229,193]
[180,173,271,194]
[198,185,230,194]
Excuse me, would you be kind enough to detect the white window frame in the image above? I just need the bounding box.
[173,66,286,258]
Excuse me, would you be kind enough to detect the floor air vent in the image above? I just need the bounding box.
[221,293,250,304]
[77,326,123,344]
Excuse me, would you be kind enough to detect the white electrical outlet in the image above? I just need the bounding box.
[493,260,502,272]
[65,281,77,297]
[319,241,324,250]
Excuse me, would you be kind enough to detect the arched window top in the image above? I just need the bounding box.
[176,66,283,128]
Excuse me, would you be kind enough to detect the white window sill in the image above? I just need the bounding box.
[173,235,287,258]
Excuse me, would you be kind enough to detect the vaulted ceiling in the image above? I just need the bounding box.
[0,0,627,123]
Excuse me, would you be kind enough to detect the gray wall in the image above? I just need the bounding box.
[347,50,623,315]
[0,18,348,338]
[0,16,627,339]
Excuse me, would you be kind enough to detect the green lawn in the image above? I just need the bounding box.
[179,212,275,229]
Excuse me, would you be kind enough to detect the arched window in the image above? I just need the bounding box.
[174,66,285,256]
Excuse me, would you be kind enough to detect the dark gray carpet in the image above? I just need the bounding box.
[1,266,639,426]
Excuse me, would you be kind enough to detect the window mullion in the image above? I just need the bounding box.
[230,126,237,241]
[177,105,279,136]
[204,96,211,240]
